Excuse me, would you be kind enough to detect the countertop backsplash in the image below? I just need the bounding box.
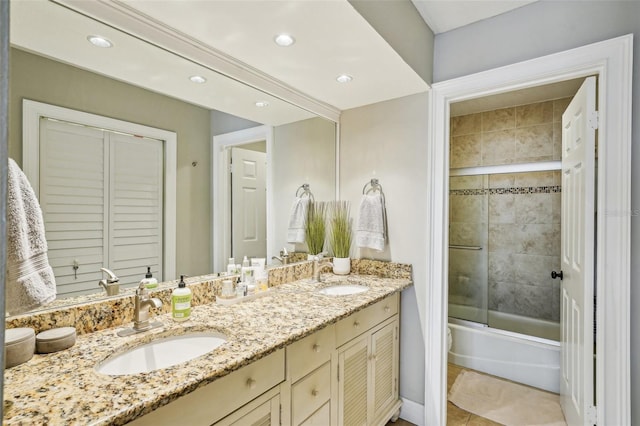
[5,258,411,335]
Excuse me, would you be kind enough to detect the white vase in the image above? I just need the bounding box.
[332,257,351,275]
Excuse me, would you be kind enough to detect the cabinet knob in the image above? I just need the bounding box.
[353,321,360,329]
[311,389,319,397]
[312,344,321,353]
[246,378,257,389]
[384,306,390,313]
[370,354,377,361]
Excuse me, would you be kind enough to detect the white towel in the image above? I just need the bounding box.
[6,159,56,315]
[287,196,310,244]
[356,193,386,251]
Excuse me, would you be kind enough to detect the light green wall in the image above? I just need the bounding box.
[9,48,213,278]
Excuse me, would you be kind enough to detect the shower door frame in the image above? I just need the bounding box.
[425,35,633,426]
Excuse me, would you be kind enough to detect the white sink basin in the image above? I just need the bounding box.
[318,284,369,296]
[96,331,227,376]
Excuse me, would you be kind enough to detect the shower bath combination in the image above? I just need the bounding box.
[447,166,563,393]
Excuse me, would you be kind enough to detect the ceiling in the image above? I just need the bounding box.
[411,0,538,34]
[11,0,550,124]
[10,0,429,124]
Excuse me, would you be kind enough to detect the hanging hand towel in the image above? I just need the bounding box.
[6,158,56,315]
[287,196,310,244]
[356,193,386,251]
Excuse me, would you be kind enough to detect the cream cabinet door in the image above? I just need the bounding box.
[371,319,399,422]
[215,390,280,426]
[337,316,400,426]
[338,337,369,426]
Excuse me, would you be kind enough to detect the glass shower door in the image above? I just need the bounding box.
[448,175,489,324]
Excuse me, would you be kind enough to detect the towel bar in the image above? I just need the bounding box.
[449,245,482,250]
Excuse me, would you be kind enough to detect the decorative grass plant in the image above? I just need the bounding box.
[329,201,352,258]
[305,201,327,255]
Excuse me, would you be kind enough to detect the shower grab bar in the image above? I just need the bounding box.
[449,245,482,250]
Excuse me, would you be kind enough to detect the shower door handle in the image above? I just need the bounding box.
[551,270,563,280]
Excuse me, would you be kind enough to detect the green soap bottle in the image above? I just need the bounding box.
[172,275,191,322]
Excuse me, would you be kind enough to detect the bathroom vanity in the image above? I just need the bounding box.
[3,261,411,425]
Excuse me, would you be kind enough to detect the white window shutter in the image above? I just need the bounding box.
[109,133,164,287]
[39,118,107,297]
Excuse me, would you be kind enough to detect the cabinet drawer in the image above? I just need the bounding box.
[287,324,335,382]
[291,362,331,425]
[129,349,284,426]
[336,293,398,347]
[300,402,330,426]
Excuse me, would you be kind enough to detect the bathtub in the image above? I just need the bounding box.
[448,306,561,393]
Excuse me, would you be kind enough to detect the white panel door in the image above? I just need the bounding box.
[231,147,266,260]
[560,76,596,426]
[109,133,164,287]
[39,118,107,297]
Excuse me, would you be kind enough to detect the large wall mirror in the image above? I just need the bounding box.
[8,0,336,312]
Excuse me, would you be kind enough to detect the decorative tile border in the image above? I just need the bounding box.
[450,185,561,196]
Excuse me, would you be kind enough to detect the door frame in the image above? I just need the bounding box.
[22,99,177,282]
[425,35,633,425]
[212,125,273,272]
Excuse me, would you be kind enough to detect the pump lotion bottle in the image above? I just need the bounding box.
[172,275,191,322]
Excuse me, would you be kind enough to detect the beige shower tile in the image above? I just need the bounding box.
[488,252,516,283]
[450,194,485,223]
[553,97,573,122]
[515,123,554,161]
[517,224,558,256]
[451,134,482,168]
[553,121,563,160]
[511,283,556,320]
[515,193,553,224]
[553,170,562,185]
[450,175,485,190]
[482,107,515,132]
[516,100,554,127]
[488,173,515,189]
[514,170,555,187]
[489,193,515,224]
[552,192,561,224]
[482,129,515,166]
[489,223,519,253]
[452,113,482,137]
[513,254,557,287]
[552,224,561,255]
[449,222,486,247]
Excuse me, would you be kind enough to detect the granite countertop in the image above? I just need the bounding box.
[3,273,412,425]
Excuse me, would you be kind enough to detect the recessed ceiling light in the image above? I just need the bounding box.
[336,74,353,84]
[274,34,295,47]
[255,101,270,108]
[189,75,207,84]
[87,35,113,48]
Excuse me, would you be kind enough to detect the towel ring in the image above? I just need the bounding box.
[295,183,315,202]
[362,178,384,196]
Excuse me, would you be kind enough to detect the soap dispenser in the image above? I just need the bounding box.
[140,267,158,289]
[172,275,191,322]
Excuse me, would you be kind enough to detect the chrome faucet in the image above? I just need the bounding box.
[117,282,163,337]
[312,255,333,282]
[98,267,120,295]
[272,248,290,265]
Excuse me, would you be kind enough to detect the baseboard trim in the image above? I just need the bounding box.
[399,397,424,426]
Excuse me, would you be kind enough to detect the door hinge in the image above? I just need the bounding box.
[337,367,340,382]
[589,111,599,130]
[586,405,597,425]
